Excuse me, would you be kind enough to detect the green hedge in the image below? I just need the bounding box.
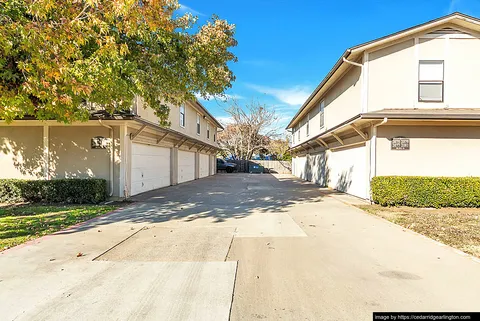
[371,176,480,208]
[0,179,108,204]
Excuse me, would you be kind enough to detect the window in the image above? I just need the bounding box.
[196,114,201,135]
[214,133,216,142]
[207,123,210,140]
[180,105,185,127]
[418,60,444,102]
[292,129,295,144]
[297,125,300,140]
[306,113,310,136]
[319,100,325,128]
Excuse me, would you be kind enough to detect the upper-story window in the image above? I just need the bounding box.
[207,123,210,140]
[320,100,325,129]
[297,125,300,140]
[292,128,295,144]
[214,133,216,142]
[306,113,310,136]
[196,114,201,135]
[180,105,186,128]
[418,60,444,102]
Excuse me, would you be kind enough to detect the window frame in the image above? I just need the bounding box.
[196,113,201,135]
[418,60,444,103]
[319,100,325,129]
[207,122,210,140]
[297,124,300,140]
[179,105,186,128]
[306,113,310,137]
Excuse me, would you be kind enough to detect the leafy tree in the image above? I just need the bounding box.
[268,136,291,161]
[0,0,237,124]
[218,100,278,160]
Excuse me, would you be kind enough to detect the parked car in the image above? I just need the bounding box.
[217,158,237,173]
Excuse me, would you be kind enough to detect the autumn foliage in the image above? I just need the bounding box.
[0,0,237,124]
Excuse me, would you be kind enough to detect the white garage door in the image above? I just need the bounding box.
[292,156,307,180]
[210,155,216,175]
[199,153,209,178]
[178,150,195,183]
[328,144,368,199]
[131,143,170,196]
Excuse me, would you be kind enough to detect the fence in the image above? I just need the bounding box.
[228,160,292,174]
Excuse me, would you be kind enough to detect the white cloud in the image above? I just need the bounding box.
[179,4,205,16]
[215,116,233,125]
[247,84,311,106]
[195,93,245,102]
[448,0,460,13]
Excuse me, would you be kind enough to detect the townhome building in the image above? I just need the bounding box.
[0,98,222,197]
[287,12,480,199]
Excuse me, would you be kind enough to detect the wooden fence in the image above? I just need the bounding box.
[228,160,292,174]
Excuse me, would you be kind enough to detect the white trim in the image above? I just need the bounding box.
[306,113,310,137]
[179,105,186,128]
[361,52,369,113]
[196,113,201,136]
[119,125,128,198]
[420,33,475,39]
[43,125,49,180]
[413,37,419,107]
[444,36,450,107]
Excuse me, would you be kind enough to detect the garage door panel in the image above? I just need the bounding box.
[328,144,367,199]
[199,154,209,178]
[131,143,171,196]
[178,150,195,183]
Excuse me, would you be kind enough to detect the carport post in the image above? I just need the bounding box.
[170,147,179,186]
[43,125,50,180]
[195,152,200,180]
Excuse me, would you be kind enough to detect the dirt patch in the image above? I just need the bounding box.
[358,205,480,258]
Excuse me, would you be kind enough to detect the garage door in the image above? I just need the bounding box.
[292,156,307,180]
[328,144,368,199]
[131,143,170,196]
[199,153,209,178]
[210,155,215,175]
[178,150,195,183]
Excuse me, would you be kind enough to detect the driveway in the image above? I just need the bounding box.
[1,174,480,320]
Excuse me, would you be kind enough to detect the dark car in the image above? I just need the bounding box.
[217,158,237,173]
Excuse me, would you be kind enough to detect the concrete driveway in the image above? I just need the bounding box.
[1,174,480,320]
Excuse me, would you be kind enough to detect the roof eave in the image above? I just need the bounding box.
[286,12,480,130]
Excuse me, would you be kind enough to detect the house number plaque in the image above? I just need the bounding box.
[391,137,410,150]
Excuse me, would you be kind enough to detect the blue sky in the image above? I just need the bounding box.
[179,0,480,129]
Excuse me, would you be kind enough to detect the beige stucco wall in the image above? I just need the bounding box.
[135,98,218,146]
[377,125,480,177]
[368,34,480,111]
[447,38,480,108]
[50,126,110,180]
[368,39,415,111]
[0,126,44,179]
[292,65,361,147]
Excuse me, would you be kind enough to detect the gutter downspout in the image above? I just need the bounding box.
[342,57,363,68]
[369,117,388,200]
[98,119,114,197]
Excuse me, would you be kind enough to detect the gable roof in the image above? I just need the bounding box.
[286,12,480,129]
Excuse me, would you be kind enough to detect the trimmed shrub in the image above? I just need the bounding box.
[0,179,108,204]
[371,176,480,208]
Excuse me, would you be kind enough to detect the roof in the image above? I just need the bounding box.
[191,100,224,130]
[290,108,480,153]
[286,12,480,129]
[362,108,480,120]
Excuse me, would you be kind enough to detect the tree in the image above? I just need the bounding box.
[0,0,237,124]
[218,101,278,160]
[268,136,291,160]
